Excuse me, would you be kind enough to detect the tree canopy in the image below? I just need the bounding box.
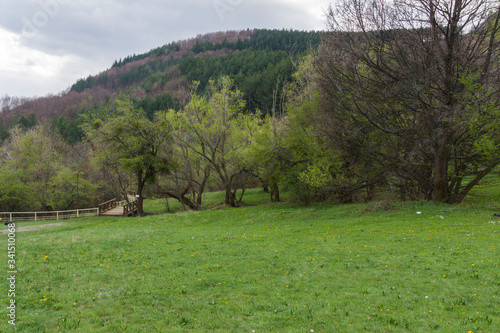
[316,0,500,203]
[1,21,499,213]
[82,100,173,215]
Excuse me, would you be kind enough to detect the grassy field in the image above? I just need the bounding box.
[1,189,499,332]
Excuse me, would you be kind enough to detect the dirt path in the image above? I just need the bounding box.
[0,222,65,234]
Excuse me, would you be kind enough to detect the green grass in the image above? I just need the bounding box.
[1,220,61,229]
[1,189,499,332]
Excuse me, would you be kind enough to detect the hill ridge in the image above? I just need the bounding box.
[0,28,323,136]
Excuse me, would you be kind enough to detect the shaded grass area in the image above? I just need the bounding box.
[143,188,290,215]
[461,172,500,210]
[1,191,498,332]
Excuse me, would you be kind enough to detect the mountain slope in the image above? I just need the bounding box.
[0,29,323,136]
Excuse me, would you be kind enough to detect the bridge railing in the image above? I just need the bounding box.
[123,200,138,216]
[98,198,117,215]
[117,199,128,207]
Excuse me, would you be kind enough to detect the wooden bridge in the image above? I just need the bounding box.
[98,197,138,217]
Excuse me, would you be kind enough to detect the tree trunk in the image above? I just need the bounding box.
[238,189,245,203]
[165,191,198,210]
[164,198,171,212]
[270,183,280,202]
[432,144,449,203]
[366,184,375,202]
[225,188,236,207]
[399,180,407,202]
[453,165,498,204]
[261,178,270,193]
[136,187,145,217]
[217,165,236,207]
[196,166,211,206]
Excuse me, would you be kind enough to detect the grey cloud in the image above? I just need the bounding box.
[0,0,330,97]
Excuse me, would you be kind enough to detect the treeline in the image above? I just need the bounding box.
[0,73,339,213]
[179,49,294,113]
[0,91,181,146]
[108,29,322,68]
[0,114,39,142]
[0,94,181,212]
[132,93,181,120]
[71,57,182,93]
[78,76,312,215]
[2,3,500,214]
[191,29,322,53]
[111,42,181,69]
[69,29,322,112]
[1,112,83,146]
[0,124,101,211]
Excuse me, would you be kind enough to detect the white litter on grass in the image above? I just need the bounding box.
[416,211,422,215]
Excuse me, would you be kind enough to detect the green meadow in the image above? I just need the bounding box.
[1,189,499,332]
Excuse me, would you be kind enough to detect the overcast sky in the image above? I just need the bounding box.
[0,0,331,98]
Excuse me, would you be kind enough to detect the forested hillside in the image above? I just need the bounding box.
[0,29,326,212]
[0,28,322,139]
[1,1,499,214]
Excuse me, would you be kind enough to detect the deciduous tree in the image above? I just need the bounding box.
[83,100,173,215]
[165,77,260,207]
[318,0,500,203]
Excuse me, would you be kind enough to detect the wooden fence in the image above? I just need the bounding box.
[0,199,130,222]
[0,208,100,222]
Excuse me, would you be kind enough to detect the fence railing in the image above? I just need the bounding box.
[0,208,99,222]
